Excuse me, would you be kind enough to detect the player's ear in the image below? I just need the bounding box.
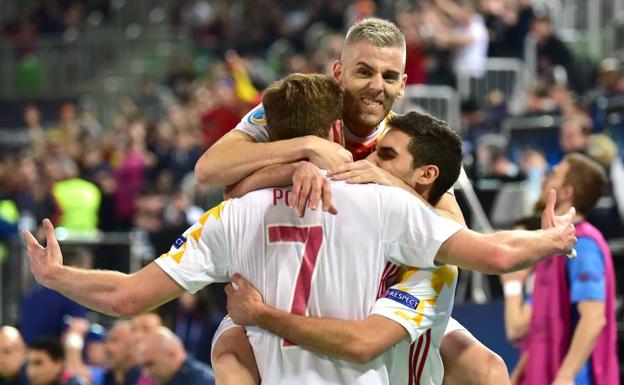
[561,184,574,203]
[397,73,408,99]
[414,164,439,185]
[331,119,344,146]
[332,60,343,84]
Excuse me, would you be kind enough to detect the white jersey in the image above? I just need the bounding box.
[372,264,458,385]
[156,181,463,385]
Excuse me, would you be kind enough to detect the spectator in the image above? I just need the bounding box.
[130,314,162,346]
[0,326,28,385]
[434,0,489,79]
[504,154,619,385]
[594,58,624,99]
[129,314,161,385]
[529,12,577,91]
[62,318,106,385]
[137,328,215,385]
[27,338,87,385]
[559,117,591,155]
[585,134,624,239]
[47,157,101,233]
[103,322,141,385]
[113,119,154,229]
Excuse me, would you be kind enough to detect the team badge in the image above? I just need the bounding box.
[248,107,266,125]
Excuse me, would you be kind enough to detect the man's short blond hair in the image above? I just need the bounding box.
[343,18,406,53]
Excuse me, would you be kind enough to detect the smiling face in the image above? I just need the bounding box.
[333,41,406,136]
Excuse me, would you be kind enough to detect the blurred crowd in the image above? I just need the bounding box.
[0,1,623,382]
[0,312,216,385]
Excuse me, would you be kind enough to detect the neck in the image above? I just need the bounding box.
[342,116,376,138]
[556,202,585,222]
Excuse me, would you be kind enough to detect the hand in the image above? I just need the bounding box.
[66,317,90,337]
[225,273,266,326]
[22,219,63,287]
[540,189,577,256]
[290,162,337,217]
[304,136,353,170]
[329,160,398,186]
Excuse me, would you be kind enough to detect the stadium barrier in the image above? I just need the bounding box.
[394,85,462,134]
[457,58,528,115]
[0,230,151,325]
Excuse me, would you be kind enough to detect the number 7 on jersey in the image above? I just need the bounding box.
[268,225,323,347]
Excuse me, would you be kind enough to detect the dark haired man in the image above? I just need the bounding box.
[26,338,86,385]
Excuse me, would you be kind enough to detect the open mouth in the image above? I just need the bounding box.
[360,97,383,108]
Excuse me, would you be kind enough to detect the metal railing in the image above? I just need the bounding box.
[394,85,462,134]
[0,229,152,325]
[457,58,528,115]
[543,0,624,58]
[0,26,190,100]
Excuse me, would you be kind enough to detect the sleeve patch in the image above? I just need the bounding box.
[247,107,266,125]
[385,288,420,310]
[173,235,187,249]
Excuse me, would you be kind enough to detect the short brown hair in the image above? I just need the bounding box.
[262,73,343,141]
[387,112,462,205]
[562,153,607,215]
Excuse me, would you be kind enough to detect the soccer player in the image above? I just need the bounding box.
[23,74,577,385]
[195,17,500,385]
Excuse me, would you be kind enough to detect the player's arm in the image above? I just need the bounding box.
[195,130,351,186]
[22,220,184,317]
[553,301,605,384]
[224,162,299,199]
[225,274,407,364]
[500,270,532,343]
[226,161,338,216]
[330,160,466,224]
[553,238,607,384]
[383,189,576,274]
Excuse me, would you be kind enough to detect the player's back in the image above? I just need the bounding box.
[156,180,461,385]
[221,181,448,385]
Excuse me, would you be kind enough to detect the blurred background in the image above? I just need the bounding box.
[0,0,622,382]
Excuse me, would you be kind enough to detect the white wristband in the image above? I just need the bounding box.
[65,333,84,351]
[503,281,523,297]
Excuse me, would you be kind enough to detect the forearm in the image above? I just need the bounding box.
[195,134,309,186]
[488,229,563,272]
[438,228,566,274]
[556,313,605,380]
[503,295,531,342]
[225,163,297,199]
[255,306,389,363]
[44,266,136,316]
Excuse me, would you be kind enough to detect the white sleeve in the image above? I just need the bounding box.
[371,266,457,343]
[232,103,270,142]
[380,186,464,268]
[155,201,232,293]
